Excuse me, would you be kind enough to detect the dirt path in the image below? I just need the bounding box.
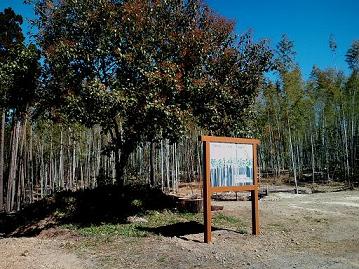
[0,237,94,269]
[0,190,358,269]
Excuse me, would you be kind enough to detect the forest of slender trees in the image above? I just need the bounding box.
[1,2,358,213]
[256,37,359,189]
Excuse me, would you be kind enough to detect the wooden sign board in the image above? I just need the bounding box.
[200,136,260,243]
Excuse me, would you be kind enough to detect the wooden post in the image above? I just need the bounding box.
[252,144,260,235]
[251,189,259,235]
[203,141,212,243]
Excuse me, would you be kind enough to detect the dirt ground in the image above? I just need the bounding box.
[1,189,358,269]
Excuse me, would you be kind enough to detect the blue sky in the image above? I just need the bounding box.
[206,0,359,78]
[1,0,358,78]
[0,0,36,40]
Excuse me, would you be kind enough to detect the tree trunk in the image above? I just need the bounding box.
[160,140,164,190]
[17,118,27,210]
[149,141,155,186]
[0,110,5,211]
[114,142,134,187]
[59,127,64,189]
[342,115,350,185]
[288,119,299,194]
[311,132,315,184]
[6,119,21,212]
[29,125,34,203]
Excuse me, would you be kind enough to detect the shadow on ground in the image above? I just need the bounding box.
[138,221,216,237]
[0,184,176,237]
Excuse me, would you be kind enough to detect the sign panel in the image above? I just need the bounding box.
[200,135,260,243]
[210,143,254,187]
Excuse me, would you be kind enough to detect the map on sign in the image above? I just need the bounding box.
[210,143,254,187]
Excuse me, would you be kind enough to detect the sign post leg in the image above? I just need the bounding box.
[203,141,212,243]
[203,183,211,243]
[251,189,259,235]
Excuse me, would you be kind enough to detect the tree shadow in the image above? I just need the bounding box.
[138,221,211,237]
[0,183,176,237]
[138,221,217,243]
[137,221,244,243]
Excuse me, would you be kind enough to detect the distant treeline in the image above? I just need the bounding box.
[256,37,359,191]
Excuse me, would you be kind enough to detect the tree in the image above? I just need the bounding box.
[31,0,272,186]
[0,7,40,211]
[0,7,25,211]
[274,35,301,192]
[346,40,359,72]
[275,34,296,74]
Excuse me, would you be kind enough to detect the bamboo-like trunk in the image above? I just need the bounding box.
[6,120,21,212]
[160,140,164,190]
[149,142,155,186]
[72,139,76,189]
[342,115,350,184]
[166,141,170,190]
[311,131,315,184]
[0,110,5,211]
[29,125,34,203]
[288,119,298,194]
[59,127,64,189]
[17,118,27,210]
[40,144,44,198]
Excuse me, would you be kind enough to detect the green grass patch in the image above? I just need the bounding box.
[62,223,148,237]
[212,212,247,234]
[62,210,248,238]
[79,224,148,237]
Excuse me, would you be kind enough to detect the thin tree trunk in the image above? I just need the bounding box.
[166,141,170,190]
[149,141,155,186]
[72,140,76,190]
[288,119,299,194]
[59,127,64,189]
[6,119,21,212]
[342,116,350,184]
[0,110,5,211]
[311,131,315,184]
[17,118,27,210]
[40,144,44,198]
[29,125,34,203]
[161,140,164,190]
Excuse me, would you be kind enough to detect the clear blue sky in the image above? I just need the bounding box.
[206,0,359,78]
[1,0,358,78]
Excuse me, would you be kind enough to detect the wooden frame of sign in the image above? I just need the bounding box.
[199,135,260,243]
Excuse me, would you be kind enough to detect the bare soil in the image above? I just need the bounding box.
[1,189,359,269]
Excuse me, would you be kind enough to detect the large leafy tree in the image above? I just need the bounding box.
[31,0,272,185]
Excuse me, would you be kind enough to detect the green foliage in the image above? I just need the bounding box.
[346,40,359,72]
[0,7,24,56]
[0,7,40,114]
[256,35,359,181]
[275,34,296,74]
[31,0,272,166]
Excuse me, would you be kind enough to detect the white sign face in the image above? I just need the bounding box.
[210,143,254,187]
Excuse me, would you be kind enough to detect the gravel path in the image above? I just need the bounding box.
[0,190,358,269]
